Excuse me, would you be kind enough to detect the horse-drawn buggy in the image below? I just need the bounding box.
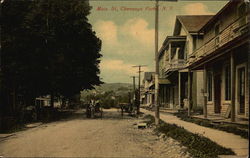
[86,100,103,118]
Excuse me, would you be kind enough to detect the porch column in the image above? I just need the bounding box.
[230,52,236,122]
[188,71,191,116]
[178,72,181,108]
[169,43,171,63]
[203,66,208,118]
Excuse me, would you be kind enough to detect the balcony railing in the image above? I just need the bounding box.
[188,15,249,65]
[165,59,186,72]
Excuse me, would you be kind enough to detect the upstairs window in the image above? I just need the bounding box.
[238,3,248,26]
[238,3,247,17]
[193,36,197,51]
[215,24,220,36]
[214,24,220,46]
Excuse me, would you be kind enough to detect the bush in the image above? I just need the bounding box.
[143,115,235,158]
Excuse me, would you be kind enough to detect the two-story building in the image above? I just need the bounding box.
[158,15,213,110]
[188,0,249,120]
[141,72,155,107]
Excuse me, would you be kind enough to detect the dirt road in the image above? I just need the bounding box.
[0,109,189,158]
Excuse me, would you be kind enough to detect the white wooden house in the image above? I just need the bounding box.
[158,15,213,110]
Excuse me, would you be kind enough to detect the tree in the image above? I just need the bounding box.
[1,0,32,118]
[23,0,103,105]
[1,0,102,127]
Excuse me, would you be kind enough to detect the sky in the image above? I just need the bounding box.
[87,0,228,84]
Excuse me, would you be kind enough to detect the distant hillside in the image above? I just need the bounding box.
[96,83,133,92]
[81,83,135,100]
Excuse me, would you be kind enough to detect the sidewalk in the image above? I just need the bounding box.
[141,108,249,157]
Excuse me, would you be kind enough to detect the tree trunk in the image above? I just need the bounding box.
[50,92,54,108]
[62,97,66,109]
[12,86,16,115]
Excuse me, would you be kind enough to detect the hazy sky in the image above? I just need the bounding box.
[88,0,228,84]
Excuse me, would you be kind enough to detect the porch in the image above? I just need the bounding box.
[192,114,248,126]
[188,40,249,122]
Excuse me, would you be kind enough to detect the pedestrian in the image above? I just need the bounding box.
[90,100,95,118]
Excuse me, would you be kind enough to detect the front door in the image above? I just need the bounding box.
[238,67,245,114]
[214,73,221,113]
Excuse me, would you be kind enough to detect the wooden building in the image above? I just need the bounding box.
[141,72,155,107]
[188,0,249,120]
[158,15,213,110]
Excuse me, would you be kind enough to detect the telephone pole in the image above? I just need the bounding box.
[130,76,136,93]
[154,0,160,125]
[130,76,136,110]
[133,65,146,115]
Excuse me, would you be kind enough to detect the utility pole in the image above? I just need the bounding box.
[154,0,160,125]
[130,76,137,113]
[153,0,178,125]
[133,65,146,115]
[131,76,136,93]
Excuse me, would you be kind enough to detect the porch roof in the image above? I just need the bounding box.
[188,33,249,70]
[158,36,186,58]
[158,78,171,85]
[162,35,186,46]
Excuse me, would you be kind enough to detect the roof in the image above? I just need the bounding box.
[173,15,213,35]
[158,35,186,58]
[199,1,239,32]
[159,78,171,85]
[144,72,154,81]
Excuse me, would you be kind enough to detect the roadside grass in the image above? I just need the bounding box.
[143,114,235,158]
[0,124,26,134]
[1,109,75,133]
[174,112,249,139]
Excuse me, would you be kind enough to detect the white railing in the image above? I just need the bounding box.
[165,59,186,72]
[188,15,249,65]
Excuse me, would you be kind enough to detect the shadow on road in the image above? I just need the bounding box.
[67,108,135,121]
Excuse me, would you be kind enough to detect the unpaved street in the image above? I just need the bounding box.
[0,109,189,158]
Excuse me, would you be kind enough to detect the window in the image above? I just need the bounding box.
[207,71,213,101]
[185,41,189,55]
[215,24,220,46]
[238,3,247,17]
[193,36,197,51]
[225,65,231,100]
[238,3,248,26]
[215,24,220,36]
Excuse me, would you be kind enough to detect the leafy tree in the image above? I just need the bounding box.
[23,0,103,105]
[1,0,102,127]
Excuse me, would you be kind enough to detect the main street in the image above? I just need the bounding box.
[0,109,189,158]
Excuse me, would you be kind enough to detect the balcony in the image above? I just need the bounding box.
[188,15,249,65]
[165,59,186,73]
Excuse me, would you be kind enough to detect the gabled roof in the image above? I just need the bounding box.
[173,15,213,35]
[199,1,240,32]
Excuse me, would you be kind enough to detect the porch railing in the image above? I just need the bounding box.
[188,15,249,65]
[165,59,186,72]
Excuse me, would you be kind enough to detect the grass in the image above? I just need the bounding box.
[1,109,75,133]
[174,112,249,139]
[143,114,235,158]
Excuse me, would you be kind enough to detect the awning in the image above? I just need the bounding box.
[158,78,171,85]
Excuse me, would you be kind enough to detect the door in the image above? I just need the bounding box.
[238,67,245,114]
[214,73,221,113]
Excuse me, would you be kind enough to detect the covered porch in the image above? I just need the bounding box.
[188,36,249,122]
